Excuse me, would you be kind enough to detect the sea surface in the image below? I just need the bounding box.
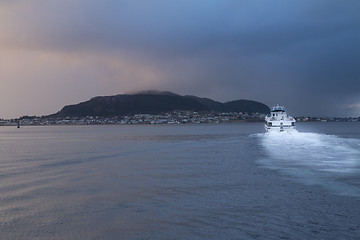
[0,122,359,239]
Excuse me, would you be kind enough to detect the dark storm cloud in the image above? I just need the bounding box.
[1,0,359,117]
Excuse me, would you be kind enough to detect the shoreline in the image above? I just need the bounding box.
[2,120,360,128]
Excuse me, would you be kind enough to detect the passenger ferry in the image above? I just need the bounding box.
[265,104,296,132]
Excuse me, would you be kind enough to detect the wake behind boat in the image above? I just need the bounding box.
[265,104,296,132]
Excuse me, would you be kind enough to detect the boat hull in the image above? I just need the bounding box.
[265,124,296,132]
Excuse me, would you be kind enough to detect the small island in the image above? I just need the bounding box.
[0,91,358,126]
[1,91,270,126]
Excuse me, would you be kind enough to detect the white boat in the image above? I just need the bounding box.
[265,104,296,132]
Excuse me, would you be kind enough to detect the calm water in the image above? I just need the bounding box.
[0,123,359,239]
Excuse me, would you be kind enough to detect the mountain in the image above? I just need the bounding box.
[224,100,270,113]
[184,95,224,112]
[53,91,269,117]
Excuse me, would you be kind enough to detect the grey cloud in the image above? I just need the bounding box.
[0,0,359,117]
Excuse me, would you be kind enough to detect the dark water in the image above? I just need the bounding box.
[0,123,359,239]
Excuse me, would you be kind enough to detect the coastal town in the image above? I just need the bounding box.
[0,111,265,126]
[0,111,359,126]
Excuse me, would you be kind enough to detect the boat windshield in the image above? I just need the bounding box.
[271,105,286,112]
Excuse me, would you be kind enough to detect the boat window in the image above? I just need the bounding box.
[268,122,272,126]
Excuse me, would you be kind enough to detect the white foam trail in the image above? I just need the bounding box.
[254,131,360,196]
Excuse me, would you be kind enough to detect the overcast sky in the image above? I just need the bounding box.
[0,0,359,118]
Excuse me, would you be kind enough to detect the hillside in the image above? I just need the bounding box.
[53,91,269,117]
